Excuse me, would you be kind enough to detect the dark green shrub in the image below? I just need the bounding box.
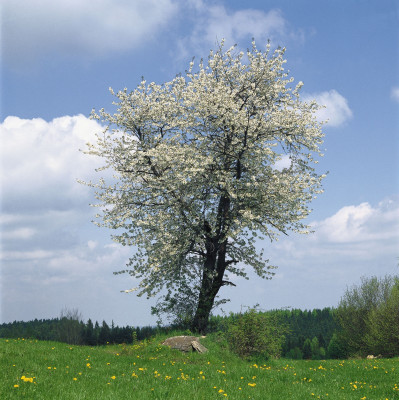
[302,338,312,359]
[286,346,303,359]
[327,333,348,359]
[226,307,287,359]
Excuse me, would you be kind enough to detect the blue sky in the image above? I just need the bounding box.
[1,0,398,326]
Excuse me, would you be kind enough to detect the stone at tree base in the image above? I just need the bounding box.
[162,336,208,353]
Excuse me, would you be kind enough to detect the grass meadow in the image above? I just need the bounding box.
[1,335,398,399]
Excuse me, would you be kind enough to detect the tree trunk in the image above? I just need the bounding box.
[191,240,228,334]
[191,277,221,334]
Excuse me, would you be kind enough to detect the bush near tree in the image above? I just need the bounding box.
[226,307,288,360]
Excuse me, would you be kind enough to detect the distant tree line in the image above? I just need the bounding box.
[0,307,339,358]
[0,317,163,346]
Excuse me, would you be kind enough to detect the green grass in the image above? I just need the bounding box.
[1,335,398,399]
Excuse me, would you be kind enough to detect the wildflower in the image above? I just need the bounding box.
[73,378,77,381]
[248,383,256,387]
[86,363,91,368]
[14,385,19,388]
[111,376,116,380]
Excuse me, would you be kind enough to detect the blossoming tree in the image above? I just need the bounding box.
[84,41,325,333]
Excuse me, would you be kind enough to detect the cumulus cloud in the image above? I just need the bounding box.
[313,199,399,245]
[177,4,303,60]
[2,0,178,67]
[0,114,111,290]
[270,197,399,273]
[303,90,353,127]
[391,87,399,102]
[0,114,104,213]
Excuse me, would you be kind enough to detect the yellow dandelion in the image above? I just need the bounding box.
[111,376,116,380]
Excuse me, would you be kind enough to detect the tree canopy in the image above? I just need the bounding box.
[84,41,325,332]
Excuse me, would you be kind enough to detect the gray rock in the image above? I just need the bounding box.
[162,335,208,353]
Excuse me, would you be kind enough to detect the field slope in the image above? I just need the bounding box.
[1,336,398,399]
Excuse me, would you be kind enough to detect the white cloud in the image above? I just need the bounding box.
[87,240,98,250]
[303,90,353,127]
[391,87,399,102]
[270,197,399,271]
[205,7,286,44]
[0,114,104,213]
[1,227,36,240]
[2,0,178,67]
[312,199,399,244]
[274,155,292,171]
[177,5,303,60]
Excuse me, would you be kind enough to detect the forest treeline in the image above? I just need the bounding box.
[0,308,339,359]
